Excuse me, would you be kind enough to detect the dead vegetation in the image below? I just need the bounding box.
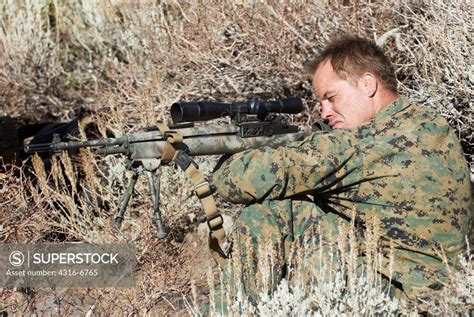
[1,0,472,315]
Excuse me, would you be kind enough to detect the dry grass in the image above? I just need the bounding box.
[189,217,473,316]
[1,0,472,315]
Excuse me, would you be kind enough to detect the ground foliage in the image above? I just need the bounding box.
[0,0,472,315]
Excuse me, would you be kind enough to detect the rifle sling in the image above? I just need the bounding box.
[157,123,228,267]
[156,123,183,163]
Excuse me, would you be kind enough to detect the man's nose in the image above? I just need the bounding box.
[320,102,333,120]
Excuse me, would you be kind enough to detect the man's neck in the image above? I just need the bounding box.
[374,90,399,115]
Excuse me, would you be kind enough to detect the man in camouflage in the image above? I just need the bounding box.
[211,35,472,301]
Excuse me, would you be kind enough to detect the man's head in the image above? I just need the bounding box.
[307,35,398,129]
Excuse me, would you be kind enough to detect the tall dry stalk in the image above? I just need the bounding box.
[1,0,472,315]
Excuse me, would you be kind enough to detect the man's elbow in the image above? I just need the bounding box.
[211,172,257,204]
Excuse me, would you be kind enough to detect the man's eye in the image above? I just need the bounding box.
[328,96,335,102]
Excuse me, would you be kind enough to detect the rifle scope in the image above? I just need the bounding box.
[170,97,304,123]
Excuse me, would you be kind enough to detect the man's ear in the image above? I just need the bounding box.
[361,72,377,97]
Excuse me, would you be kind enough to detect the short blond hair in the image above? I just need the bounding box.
[306,35,398,93]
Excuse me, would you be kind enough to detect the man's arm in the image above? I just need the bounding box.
[211,130,360,204]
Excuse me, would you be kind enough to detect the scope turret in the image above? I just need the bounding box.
[170,97,303,124]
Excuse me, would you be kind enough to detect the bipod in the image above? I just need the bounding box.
[113,159,167,238]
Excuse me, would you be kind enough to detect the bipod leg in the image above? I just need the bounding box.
[113,168,140,232]
[146,169,167,239]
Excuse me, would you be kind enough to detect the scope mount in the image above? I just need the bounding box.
[234,113,299,138]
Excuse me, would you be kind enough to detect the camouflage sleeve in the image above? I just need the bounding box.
[211,130,360,204]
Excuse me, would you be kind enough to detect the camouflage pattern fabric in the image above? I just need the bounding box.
[212,96,472,298]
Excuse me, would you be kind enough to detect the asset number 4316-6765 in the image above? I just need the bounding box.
[58,269,98,277]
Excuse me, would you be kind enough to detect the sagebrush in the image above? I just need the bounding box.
[0,0,472,315]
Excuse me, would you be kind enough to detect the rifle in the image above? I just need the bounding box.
[25,97,328,255]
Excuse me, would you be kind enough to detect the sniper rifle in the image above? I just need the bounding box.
[25,97,329,260]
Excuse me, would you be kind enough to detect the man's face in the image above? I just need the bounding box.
[312,59,376,129]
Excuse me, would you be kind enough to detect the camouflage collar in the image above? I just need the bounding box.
[355,96,409,131]
[374,96,410,123]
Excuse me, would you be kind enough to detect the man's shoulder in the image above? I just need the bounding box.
[405,98,454,135]
[403,97,437,117]
[374,96,450,134]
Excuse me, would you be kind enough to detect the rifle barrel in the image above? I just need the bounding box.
[25,137,125,153]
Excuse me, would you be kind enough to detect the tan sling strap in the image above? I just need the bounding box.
[174,151,229,267]
[157,123,229,267]
[156,123,183,163]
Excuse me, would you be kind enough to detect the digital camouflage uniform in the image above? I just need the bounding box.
[212,96,471,300]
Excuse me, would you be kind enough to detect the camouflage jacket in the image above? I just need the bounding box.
[212,96,471,292]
